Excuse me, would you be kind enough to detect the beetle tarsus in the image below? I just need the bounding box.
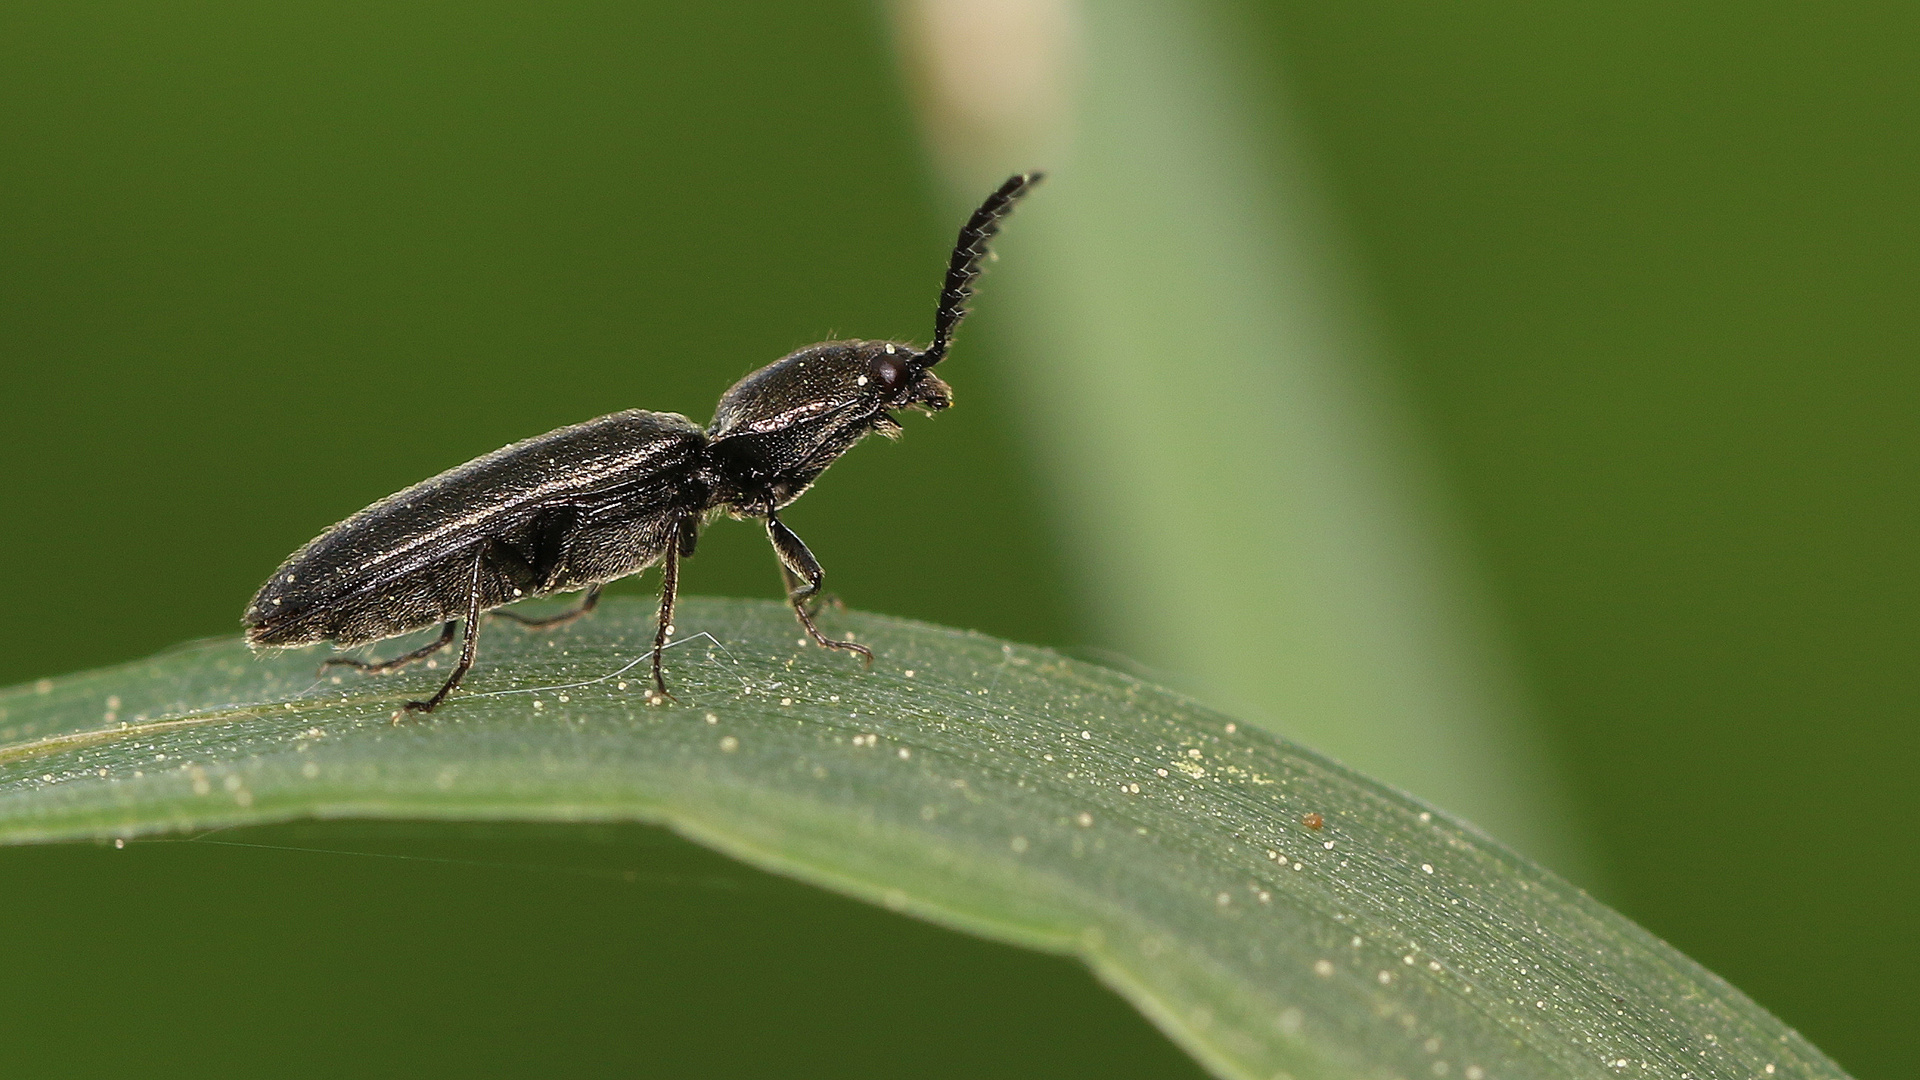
[796,602,874,666]
[791,590,873,667]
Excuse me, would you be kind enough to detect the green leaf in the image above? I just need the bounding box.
[0,596,1843,1080]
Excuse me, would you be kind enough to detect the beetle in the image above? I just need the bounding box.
[244,173,1042,715]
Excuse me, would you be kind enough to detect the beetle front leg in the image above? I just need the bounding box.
[765,514,873,666]
[776,561,843,618]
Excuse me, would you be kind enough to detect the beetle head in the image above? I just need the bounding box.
[708,339,950,444]
[858,339,954,415]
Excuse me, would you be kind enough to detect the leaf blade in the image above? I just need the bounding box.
[0,597,1846,1080]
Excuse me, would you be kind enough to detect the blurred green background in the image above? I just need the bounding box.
[0,2,1909,1078]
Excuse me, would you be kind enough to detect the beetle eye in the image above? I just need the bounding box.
[870,354,908,392]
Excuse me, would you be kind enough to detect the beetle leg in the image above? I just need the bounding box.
[321,620,456,675]
[777,561,833,617]
[495,584,602,630]
[400,552,486,718]
[765,515,873,667]
[776,560,844,618]
[649,521,682,703]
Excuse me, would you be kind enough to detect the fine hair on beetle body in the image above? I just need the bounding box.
[243,173,1043,718]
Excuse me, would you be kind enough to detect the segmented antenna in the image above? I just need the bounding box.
[925,172,1044,365]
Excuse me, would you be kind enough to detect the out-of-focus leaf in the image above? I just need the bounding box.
[896,0,1595,880]
[0,597,1844,1080]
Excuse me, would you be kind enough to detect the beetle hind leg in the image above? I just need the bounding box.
[495,584,602,630]
[321,621,456,675]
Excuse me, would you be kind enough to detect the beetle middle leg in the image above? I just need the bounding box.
[766,514,873,666]
[646,520,685,702]
[321,621,456,675]
[494,584,602,630]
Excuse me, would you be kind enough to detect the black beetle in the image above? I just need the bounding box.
[245,173,1042,715]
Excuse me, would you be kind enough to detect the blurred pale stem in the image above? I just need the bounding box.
[893,0,1080,192]
[891,0,1596,880]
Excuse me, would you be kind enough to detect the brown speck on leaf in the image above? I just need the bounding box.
[1303,812,1324,831]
